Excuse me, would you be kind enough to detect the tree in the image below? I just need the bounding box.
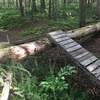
[3,0,6,7]
[79,0,86,27]
[19,0,25,16]
[49,0,59,20]
[40,0,46,13]
[31,0,37,19]
[16,0,19,8]
[49,0,52,18]
[96,0,100,18]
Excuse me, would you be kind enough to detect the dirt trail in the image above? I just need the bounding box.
[0,30,33,44]
[0,30,24,43]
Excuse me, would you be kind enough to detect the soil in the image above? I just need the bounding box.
[83,34,100,58]
[0,29,35,45]
[0,30,23,43]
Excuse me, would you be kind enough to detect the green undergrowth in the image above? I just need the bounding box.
[0,8,79,38]
[0,9,28,29]
[0,55,98,100]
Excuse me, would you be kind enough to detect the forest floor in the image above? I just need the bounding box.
[0,29,100,96]
[0,9,100,99]
[83,34,100,58]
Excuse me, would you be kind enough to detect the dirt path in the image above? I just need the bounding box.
[0,30,22,43]
[0,29,32,45]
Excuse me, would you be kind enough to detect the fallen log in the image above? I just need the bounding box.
[66,22,100,38]
[0,38,50,62]
[0,22,100,62]
[0,73,12,100]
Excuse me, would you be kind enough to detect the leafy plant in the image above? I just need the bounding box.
[40,66,76,100]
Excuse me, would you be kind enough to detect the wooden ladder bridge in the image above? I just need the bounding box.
[48,31,100,85]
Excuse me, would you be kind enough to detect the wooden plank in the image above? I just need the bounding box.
[52,34,68,39]
[55,37,70,42]
[62,42,78,49]
[58,40,72,46]
[66,45,82,52]
[97,75,100,80]
[70,48,87,57]
[48,30,65,36]
[75,52,89,59]
[87,60,100,72]
[80,56,97,66]
[58,39,74,45]
[78,53,93,62]
[92,67,100,77]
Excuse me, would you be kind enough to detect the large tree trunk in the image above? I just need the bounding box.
[0,22,100,62]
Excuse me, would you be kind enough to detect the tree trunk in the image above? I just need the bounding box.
[19,0,25,16]
[49,0,52,18]
[16,0,19,8]
[79,0,86,27]
[40,0,46,13]
[96,0,100,18]
[3,0,5,7]
[0,22,100,62]
[31,0,37,19]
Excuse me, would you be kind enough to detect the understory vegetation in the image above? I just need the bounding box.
[0,0,100,100]
[0,57,95,100]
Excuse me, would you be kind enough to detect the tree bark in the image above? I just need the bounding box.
[19,0,25,16]
[79,0,86,27]
[0,22,100,62]
[96,0,100,18]
[31,0,37,19]
[49,0,52,18]
[40,0,46,13]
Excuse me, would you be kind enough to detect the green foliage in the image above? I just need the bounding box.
[0,9,27,29]
[21,27,46,37]
[0,55,98,100]
[40,66,76,100]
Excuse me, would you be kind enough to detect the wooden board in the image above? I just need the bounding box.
[63,42,78,49]
[55,37,69,42]
[66,45,82,52]
[78,53,93,62]
[48,31,100,85]
[80,56,97,66]
[87,60,100,72]
[58,39,74,45]
[70,48,87,57]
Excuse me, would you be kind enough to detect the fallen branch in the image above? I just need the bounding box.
[0,73,12,100]
[0,22,100,62]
